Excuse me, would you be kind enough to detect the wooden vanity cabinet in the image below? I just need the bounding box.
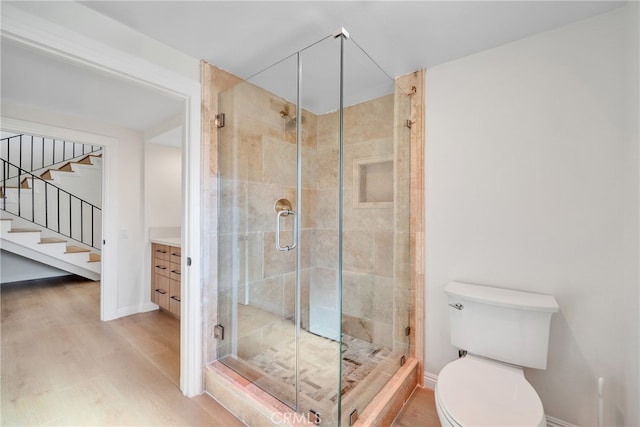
[152,243,181,318]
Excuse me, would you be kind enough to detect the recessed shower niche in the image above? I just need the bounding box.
[353,155,394,208]
[203,28,424,426]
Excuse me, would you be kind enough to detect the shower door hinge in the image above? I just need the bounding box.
[308,409,321,425]
[349,409,358,426]
[214,324,225,340]
[215,113,225,128]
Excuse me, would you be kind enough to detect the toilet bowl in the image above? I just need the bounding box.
[435,355,546,427]
[438,281,558,427]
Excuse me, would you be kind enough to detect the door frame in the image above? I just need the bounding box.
[1,4,204,397]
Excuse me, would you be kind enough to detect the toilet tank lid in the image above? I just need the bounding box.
[445,282,559,313]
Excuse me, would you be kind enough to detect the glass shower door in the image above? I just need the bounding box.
[216,53,301,409]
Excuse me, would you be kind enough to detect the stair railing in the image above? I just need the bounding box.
[1,134,101,174]
[1,158,101,250]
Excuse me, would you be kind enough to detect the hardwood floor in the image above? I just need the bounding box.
[1,275,439,427]
[392,387,441,427]
[1,276,244,427]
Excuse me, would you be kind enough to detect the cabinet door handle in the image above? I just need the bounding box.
[170,296,181,302]
[171,270,181,275]
[155,289,167,295]
[155,265,167,270]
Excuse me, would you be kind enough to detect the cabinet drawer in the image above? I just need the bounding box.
[170,278,181,299]
[156,290,170,310]
[169,296,181,317]
[170,246,181,264]
[170,262,181,282]
[169,279,181,318]
[153,244,171,261]
[154,259,171,277]
[153,275,170,310]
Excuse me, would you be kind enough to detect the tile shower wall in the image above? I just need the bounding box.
[324,94,411,352]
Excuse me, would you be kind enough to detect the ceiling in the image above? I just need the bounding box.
[82,1,624,81]
[1,39,185,131]
[1,1,625,130]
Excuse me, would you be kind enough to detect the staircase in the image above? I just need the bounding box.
[1,216,101,281]
[1,133,102,281]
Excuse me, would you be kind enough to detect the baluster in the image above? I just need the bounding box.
[45,181,49,228]
[69,192,72,240]
[17,167,21,217]
[19,135,23,171]
[80,200,84,244]
[2,160,5,211]
[92,206,95,248]
[31,175,35,222]
[57,187,60,234]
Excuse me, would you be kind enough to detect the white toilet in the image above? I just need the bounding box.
[435,281,559,427]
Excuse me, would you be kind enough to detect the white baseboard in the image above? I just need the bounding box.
[424,371,438,390]
[141,302,159,313]
[116,305,142,318]
[424,372,577,427]
[116,302,158,319]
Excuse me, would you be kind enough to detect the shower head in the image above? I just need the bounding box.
[280,104,304,131]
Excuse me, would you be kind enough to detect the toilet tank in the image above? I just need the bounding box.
[445,281,559,369]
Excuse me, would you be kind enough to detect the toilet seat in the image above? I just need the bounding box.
[435,355,546,427]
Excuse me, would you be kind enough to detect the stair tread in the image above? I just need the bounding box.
[77,156,94,165]
[88,253,101,262]
[40,168,74,180]
[9,228,42,233]
[39,237,67,244]
[58,162,75,172]
[65,245,90,254]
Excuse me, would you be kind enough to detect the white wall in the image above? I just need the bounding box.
[0,250,70,283]
[424,4,638,427]
[144,142,182,229]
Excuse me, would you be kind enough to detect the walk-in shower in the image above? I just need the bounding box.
[213,28,414,426]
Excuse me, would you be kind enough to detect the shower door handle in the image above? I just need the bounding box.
[275,199,297,252]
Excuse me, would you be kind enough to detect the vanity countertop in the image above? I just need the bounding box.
[150,237,181,247]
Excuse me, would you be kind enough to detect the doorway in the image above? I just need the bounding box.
[1,24,202,397]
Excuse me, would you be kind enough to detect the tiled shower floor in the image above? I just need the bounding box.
[219,304,402,424]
